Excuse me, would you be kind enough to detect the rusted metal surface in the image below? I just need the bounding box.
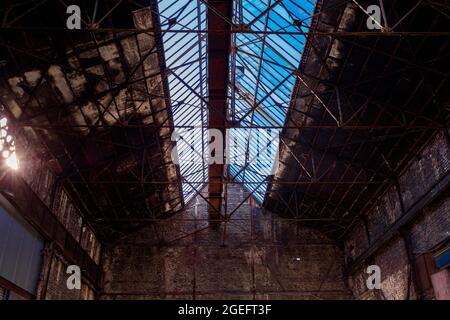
[207,0,232,224]
[265,0,449,239]
[0,0,447,242]
[0,1,183,240]
[0,275,34,300]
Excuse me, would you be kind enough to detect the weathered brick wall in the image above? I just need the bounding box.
[101,185,352,300]
[373,237,414,300]
[12,134,101,299]
[409,194,450,255]
[43,252,96,300]
[345,131,450,299]
[399,131,450,209]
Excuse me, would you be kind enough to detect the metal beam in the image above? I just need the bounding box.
[207,0,232,225]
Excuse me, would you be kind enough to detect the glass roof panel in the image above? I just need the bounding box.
[228,0,315,202]
[158,0,315,204]
[158,0,208,202]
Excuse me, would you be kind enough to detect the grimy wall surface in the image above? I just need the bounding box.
[3,128,448,300]
[101,185,352,300]
[1,133,101,299]
[344,130,450,300]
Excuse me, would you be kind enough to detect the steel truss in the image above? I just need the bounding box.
[0,0,448,241]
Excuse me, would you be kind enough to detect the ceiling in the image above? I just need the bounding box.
[0,0,183,240]
[265,0,450,241]
[0,0,448,242]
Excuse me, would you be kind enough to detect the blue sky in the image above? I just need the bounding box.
[157,0,315,203]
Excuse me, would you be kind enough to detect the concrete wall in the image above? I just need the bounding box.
[101,184,352,300]
[345,130,450,299]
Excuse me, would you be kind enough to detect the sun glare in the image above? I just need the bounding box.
[0,117,19,170]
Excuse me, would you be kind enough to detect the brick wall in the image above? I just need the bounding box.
[42,252,96,300]
[12,133,101,299]
[409,194,450,255]
[101,184,352,300]
[345,130,450,299]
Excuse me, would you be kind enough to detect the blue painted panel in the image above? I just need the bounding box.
[435,249,450,269]
[0,206,44,295]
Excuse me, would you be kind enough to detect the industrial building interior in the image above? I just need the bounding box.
[0,0,449,300]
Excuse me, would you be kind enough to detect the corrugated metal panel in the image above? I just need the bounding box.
[0,206,44,295]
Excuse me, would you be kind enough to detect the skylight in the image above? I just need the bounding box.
[158,0,315,203]
[158,0,208,202]
[228,0,315,202]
